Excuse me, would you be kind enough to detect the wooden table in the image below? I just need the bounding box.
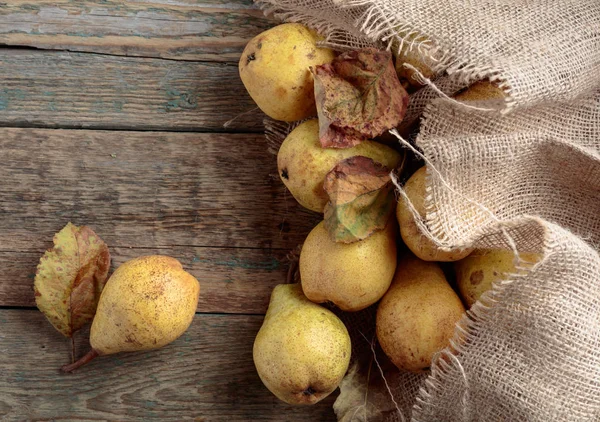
[0,2,334,420]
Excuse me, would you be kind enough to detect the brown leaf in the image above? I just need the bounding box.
[313,47,409,148]
[324,156,395,243]
[34,222,111,337]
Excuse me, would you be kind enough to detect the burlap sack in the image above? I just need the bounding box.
[257,0,600,420]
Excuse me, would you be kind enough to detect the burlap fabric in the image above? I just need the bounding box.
[256,0,600,420]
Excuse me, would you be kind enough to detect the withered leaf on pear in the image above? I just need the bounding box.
[324,156,395,243]
[313,47,409,148]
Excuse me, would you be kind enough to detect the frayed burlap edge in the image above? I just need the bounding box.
[254,0,515,113]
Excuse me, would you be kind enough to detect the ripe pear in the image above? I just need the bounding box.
[455,249,541,307]
[393,33,440,92]
[454,80,506,102]
[397,166,472,261]
[62,255,200,372]
[377,255,465,372]
[278,119,402,212]
[300,220,397,311]
[239,23,335,121]
[253,284,351,405]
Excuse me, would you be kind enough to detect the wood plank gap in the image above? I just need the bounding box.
[0,121,264,134]
[0,245,294,253]
[0,44,244,64]
[0,306,268,317]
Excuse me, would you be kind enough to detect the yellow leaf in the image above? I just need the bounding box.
[34,223,111,337]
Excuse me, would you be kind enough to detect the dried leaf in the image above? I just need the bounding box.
[324,156,394,243]
[313,47,409,148]
[334,359,407,422]
[34,222,111,337]
[335,363,384,422]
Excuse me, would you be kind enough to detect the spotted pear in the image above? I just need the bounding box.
[397,166,472,261]
[239,23,335,121]
[278,119,402,212]
[253,284,351,404]
[300,220,397,311]
[61,255,200,372]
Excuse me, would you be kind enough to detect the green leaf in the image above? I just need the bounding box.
[34,223,111,337]
[324,156,395,243]
[313,47,409,148]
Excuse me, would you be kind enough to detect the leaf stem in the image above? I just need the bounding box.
[61,349,99,373]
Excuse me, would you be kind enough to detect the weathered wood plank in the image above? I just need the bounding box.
[0,50,264,132]
[0,0,273,62]
[0,309,336,421]
[0,127,319,252]
[0,246,291,314]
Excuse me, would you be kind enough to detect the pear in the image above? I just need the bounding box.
[455,249,541,307]
[454,80,506,102]
[376,255,465,372]
[61,255,200,372]
[278,119,402,212]
[397,166,472,261]
[253,284,351,405]
[239,23,335,121]
[300,220,397,311]
[393,33,440,92]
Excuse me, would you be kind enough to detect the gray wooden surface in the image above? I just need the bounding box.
[0,2,335,420]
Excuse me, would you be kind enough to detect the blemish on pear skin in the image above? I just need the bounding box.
[470,270,484,285]
[125,333,141,346]
[275,86,287,99]
[281,168,289,180]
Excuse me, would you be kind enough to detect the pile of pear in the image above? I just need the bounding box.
[240,23,540,406]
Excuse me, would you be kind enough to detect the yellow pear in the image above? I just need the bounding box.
[377,255,465,372]
[239,23,336,121]
[454,80,506,102]
[455,249,541,307]
[300,220,397,311]
[62,255,200,372]
[393,33,439,92]
[278,119,402,212]
[396,166,472,261]
[253,284,351,405]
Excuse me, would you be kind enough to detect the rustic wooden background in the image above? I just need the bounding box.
[0,2,334,420]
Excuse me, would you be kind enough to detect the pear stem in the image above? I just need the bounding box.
[61,349,99,373]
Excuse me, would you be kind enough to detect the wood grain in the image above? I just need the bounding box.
[0,246,293,314]
[0,50,265,132]
[0,309,337,421]
[0,127,321,310]
[0,127,318,248]
[0,0,273,62]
